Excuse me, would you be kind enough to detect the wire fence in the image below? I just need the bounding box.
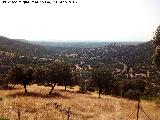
[1,99,152,120]
[46,102,74,120]
[14,102,74,120]
[127,99,152,120]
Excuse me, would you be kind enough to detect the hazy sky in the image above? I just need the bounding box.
[0,0,159,42]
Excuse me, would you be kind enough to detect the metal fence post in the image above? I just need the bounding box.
[18,108,20,120]
[67,107,70,120]
[137,99,140,120]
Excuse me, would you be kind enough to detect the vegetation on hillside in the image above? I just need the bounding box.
[0,25,160,119]
[0,36,53,57]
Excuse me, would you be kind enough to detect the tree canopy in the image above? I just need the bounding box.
[91,65,114,98]
[152,25,160,67]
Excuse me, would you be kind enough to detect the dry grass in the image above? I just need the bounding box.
[0,85,160,120]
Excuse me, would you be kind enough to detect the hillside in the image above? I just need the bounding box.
[0,36,53,57]
[100,41,154,67]
[0,35,155,74]
[54,41,154,68]
[0,85,159,120]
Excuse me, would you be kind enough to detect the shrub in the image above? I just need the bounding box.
[79,80,88,93]
[79,79,95,93]
[0,81,8,89]
[155,98,160,107]
[0,79,5,89]
[0,97,3,101]
[124,89,142,100]
[0,117,10,120]
[0,75,8,89]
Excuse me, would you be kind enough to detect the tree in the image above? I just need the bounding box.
[7,65,35,93]
[46,62,62,95]
[24,67,34,89]
[7,65,27,93]
[0,74,8,89]
[122,79,145,100]
[153,25,160,46]
[91,65,114,98]
[34,67,46,85]
[147,25,160,98]
[78,70,93,93]
[72,70,81,86]
[61,64,72,91]
[153,25,160,67]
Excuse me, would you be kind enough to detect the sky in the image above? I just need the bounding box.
[0,0,159,42]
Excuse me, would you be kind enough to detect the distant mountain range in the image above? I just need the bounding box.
[31,41,142,48]
[0,35,142,48]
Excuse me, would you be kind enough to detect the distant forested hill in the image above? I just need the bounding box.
[0,36,53,57]
[0,35,154,67]
[104,41,154,67]
[93,41,154,67]
[53,41,154,67]
[33,40,154,67]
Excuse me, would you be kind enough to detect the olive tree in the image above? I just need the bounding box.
[7,65,34,93]
[91,66,114,98]
[61,64,72,91]
[46,62,62,95]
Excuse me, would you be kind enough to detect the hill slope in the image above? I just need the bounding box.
[102,41,154,66]
[0,85,159,120]
[0,36,53,57]
[57,41,154,67]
